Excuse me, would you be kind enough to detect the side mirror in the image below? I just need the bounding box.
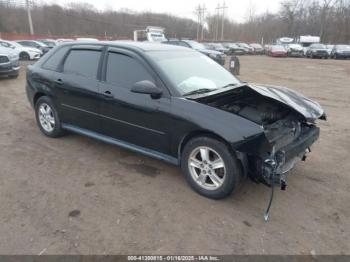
[131,80,162,99]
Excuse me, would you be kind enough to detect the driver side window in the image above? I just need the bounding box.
[105,52,154,88]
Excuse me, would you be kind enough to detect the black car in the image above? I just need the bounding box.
[222,43,246,55]
[37,39,57,49]
[17,40,50,54]
[331,45,350,59]
[26,42,325,200]
[306,44,329,59]
[163,40,225,65]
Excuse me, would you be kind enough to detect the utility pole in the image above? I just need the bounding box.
[26,0,34,35]
[214,2,228,41]
[195,5,201,41]
[215,3,220,41]
[220,2,228,41]
[195,4,206,41]
[200,4,206,41]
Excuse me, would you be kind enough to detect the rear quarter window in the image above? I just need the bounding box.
[42,46,69,71]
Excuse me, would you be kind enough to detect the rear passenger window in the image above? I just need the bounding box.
[42,46,69,71]
[63,49,101,79]
[106,52,154,87]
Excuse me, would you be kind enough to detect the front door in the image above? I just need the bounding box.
[99,49,172,156]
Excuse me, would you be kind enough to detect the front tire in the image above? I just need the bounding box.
[35,96,65,138]
[181,136,242,199]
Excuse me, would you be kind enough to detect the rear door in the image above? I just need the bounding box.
[53,45,103,132]
[98,48,172,155]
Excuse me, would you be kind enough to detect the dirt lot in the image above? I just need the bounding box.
[0,56,349,255]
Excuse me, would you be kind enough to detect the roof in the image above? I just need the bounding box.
[62,41,190,52]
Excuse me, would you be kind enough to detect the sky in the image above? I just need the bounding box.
[46,0,282,23]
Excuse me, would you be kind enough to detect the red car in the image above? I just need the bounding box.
[267,45,287,57]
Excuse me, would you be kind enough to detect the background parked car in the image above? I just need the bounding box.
[286,43,304,57]
[222,43,246,55]
[306,44,329,59]
[163,40,226,65]
[249,43,264,55]
[0,46,20,78]
[0,39,42,60]
[16,40,50,54]
[205,43,230,55]
[267,45,287,57]
[37,39,57,49]
[331,45,350,59]
[237,43,254,54]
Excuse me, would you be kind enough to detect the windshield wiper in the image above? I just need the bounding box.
[183,88,217,96]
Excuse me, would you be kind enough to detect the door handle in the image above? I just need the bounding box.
[103,90,114,98]
[55,79,64,85]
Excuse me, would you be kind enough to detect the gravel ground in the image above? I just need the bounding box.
[0,56,349,255]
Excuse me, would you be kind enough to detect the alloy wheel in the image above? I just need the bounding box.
[188,146,226,191]
[38,103,55,132]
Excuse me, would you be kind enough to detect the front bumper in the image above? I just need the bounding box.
[288,50,304,57]
[312,52,328,57]
[262,125,320,183]
[0,60,20,76]
[334,52,350,58]
[213,55,225,65]
[29,52,41,60]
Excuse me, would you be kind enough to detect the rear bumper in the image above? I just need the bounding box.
[213,56,225,65]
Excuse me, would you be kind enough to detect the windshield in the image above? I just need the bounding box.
[148,51,240,96]
[271,45,285,51]
[186,41,206,50]
[150,33,167,42]
[7,41,22,48]
[289,44,302,49]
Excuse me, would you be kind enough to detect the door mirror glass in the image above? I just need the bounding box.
[131,80,162,98]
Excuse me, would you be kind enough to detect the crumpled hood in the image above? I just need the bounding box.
[247,84,326,122]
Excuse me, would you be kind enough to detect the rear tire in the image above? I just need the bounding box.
[181,136,242,199]
[35,96,65,138]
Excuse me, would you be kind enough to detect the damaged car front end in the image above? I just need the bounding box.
[191,84,326,219]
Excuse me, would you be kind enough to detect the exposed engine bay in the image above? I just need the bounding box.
[205,91,291,126]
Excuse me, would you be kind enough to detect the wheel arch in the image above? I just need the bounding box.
[19,51,30,59]
[178,130,240,162]
[178,130,247,180]
[33,92,47,106]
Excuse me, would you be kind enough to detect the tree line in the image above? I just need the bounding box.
[0,0,349,44]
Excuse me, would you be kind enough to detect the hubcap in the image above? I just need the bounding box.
[38,103,55,132]
[188,146,226,190]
